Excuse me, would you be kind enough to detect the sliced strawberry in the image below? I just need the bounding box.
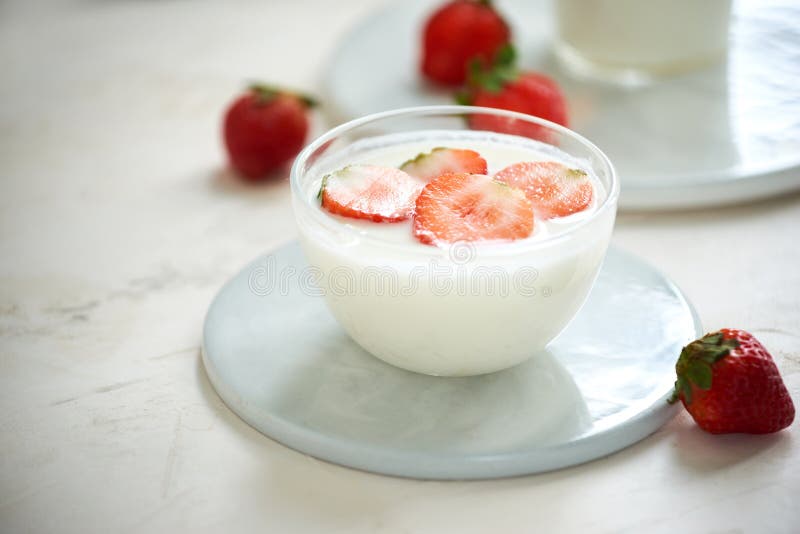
[413,173,534,245]
[400,147,488,182]
[320,165,424,222]
[493,161,592,219]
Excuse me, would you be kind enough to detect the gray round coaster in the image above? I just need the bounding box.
[202,241,701,479]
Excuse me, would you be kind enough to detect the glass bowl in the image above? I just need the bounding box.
[290,106,618,376]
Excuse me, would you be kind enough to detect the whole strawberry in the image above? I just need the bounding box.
[421,0,511,86]
[457,46,568,139]
[669,329,795,434]
[223,84,316,181]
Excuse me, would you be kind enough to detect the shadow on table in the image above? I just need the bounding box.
[208,165,291,196]
[667,414,791,473]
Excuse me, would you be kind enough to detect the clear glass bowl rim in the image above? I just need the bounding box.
[290,105,619,257]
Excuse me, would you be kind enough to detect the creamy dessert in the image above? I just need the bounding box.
[556,0,732,81]
[292,125,617,377]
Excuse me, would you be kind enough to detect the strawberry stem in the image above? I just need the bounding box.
[317,174,330,201]
[248,83,318,108]
[668,331,740,405]
[567,169,588,179]
[454,89,472,106]
[466,44,519,94]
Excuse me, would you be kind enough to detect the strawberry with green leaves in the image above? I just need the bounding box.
[421,0,511,86]
[223,84,316,181]
[458,45,568,139]
[669,329,795,434]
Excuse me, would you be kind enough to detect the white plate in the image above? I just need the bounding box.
[323,0,800,210]
[202,241,702,479]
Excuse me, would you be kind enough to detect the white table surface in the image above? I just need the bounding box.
[1,1,798,532]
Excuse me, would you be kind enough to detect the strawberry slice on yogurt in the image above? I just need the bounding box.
[400,147,488,182]
[494,161,592,219]
[319,165,424,222]
[413,172,534,245]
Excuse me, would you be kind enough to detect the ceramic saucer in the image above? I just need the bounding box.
[202,241,701,479]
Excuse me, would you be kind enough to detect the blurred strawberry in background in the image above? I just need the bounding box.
[457,45,568,139]
[223,84,316,181]
[420,0,511,86]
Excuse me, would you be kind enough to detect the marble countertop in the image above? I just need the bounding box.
[1,1,798,532]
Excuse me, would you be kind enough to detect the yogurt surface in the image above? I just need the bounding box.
[303,130,605,250]
[556,0,732,74]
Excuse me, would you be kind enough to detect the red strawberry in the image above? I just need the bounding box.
[421,0,511,86]
[493,161,592,219]
[413,173,533,245]
[669,330,795,434]
[400,147,488,182]
[458,46,568,139]
[223,84,315,181]
[320,165,424,222]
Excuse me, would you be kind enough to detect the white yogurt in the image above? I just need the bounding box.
[293,130,616,376]
[555,0,732,80]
